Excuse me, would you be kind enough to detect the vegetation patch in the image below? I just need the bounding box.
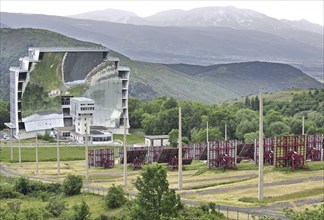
[239,187,324,204]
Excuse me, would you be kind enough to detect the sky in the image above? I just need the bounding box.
[1,0,323,26]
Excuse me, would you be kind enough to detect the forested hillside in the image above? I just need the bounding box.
[129,89,324,143]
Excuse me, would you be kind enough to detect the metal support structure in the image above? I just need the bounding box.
[36,134,38,175]
[18,134,21,164]
[123,114,127,186]
[178,107,182,190]
[57,131,60,175]
[258,87,264,201]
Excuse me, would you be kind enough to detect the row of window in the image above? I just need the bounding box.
[93,137,112,142]
[81,107,95,111]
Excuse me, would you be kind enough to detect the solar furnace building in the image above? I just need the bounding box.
[6,47,130,139]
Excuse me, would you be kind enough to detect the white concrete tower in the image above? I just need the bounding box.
[70,97,95,135]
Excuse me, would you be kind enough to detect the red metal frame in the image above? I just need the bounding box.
[274,135,307,171]
[255,137,274,165]
[88,148,115,168]
[306,134,323,161]
[208,140,237,169]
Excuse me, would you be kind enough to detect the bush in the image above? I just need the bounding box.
[69,200,91,220]
[19,207,51,220]
[46,196,67,217]
[13,176,62,196]
[62,174,83,196]
[0,184,21,199]
[105,185,127,209]
[14,177,31,195]
[284,204,324,220]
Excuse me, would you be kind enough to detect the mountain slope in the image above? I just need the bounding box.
[0,28,322,104]
[69,8,149,25]
[69,6,323,49]
[1,12,322,68]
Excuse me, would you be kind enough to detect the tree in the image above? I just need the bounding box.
[72,200,91,220]
[191,127,222,143]
[268,121,290,137]
[0,100,10,130]
[105,185,127,209]
[131,163,183,220]
[168,129,178,147]
[14,177,31,195]
[244,132,258,144]
[245,96,251,108]
[62,174,83,196]
[284,204,324,220]
[46,196,67,217]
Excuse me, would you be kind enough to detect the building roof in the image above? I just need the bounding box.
[28,47,109,53]
[71,97,95,103]
[145,135,169,140]
[9,67,27,73]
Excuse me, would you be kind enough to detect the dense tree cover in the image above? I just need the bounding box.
[0,99,9,130]
[129,89,324,143]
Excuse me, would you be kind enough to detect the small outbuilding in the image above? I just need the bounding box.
[145,135,169,147]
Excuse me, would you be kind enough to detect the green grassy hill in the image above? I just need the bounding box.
[1,28,322,104]
[223,88,315,105]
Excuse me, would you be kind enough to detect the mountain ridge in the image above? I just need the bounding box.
[70,6,323,34]
[0,28,322,104]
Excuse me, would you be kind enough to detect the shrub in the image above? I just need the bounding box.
[105,185,127,209]
[0,184,21,199]
[14,177,31,195]
[62,174,83,196]
[13,176,62,197]
[46,196,67,217]
[72,200,91,220]
[19,207,51,220]
[284,204,324,220]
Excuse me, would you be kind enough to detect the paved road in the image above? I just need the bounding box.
[1,164,322,219]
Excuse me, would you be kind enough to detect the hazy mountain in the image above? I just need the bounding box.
[70,6,323,45]
[0,28,322,104]
[1,12,322,67]
[71,7,323,34]
[145,7,323,34]
[0,23,9,28]
[69,8,150,25]
[281,19,323,35]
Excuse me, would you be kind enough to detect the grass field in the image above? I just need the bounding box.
[1,144,323,219]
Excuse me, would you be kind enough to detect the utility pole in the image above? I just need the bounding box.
[225,124,228,141]
[85,125,89,180]
[178,107,182,190]
[57,130,60,176]
[18,133,21,164]
[10,139,13,161]
[207,121,209,168]
[36,134,38,175]
[302,114,305,135]
[258,87,264,201]
[123,113,127,186]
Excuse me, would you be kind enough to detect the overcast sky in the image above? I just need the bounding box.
[1,0,323,26]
